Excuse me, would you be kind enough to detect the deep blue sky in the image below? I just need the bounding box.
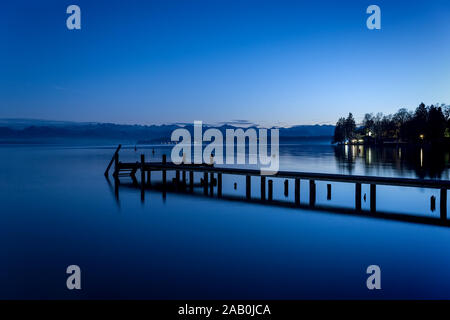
[1,0,449,126]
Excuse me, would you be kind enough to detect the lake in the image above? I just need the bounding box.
[1,142,450,299]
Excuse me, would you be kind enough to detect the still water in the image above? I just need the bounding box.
[1,142,450,299]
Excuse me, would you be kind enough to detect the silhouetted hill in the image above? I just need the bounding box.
[0,119,333,144]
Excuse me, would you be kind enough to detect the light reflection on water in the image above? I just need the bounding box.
[0,143,450,299]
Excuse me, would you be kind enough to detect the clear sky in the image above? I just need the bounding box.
[1,0,450,126]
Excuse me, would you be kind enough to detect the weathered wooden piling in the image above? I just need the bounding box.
[370,184,376,212]
[355,183,362,211]
[284,179,289,197]
[246,175,251,199]
[295,178,300,206]
[441,188,447,219]
[217,173,222,197]
[431,195,436,212]
[268,179,273,201]
[261,176,266,200]
[327,184,331,200]
[309,180,316,207]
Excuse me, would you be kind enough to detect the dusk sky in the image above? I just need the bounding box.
[1,0,450,126]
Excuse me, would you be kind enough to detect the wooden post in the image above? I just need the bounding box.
[355,183,361,211]
[295,178,300,206]
[175,170,180,189]
[261,176,266,200]
[309,180,316,207]
[440,188,447,219]
[284,179,289,197]
[203,172,208,195]
[210,172,214,196]
[113,152,119,178]
[105,144,122,177]
[246,175,251,199]
[370,184,376,212]
[140,154,145,203]
[218,173,222,197]
[140,154,145,186]
[327,184,331,200]
[162,154,167,187]
[268,180,273,201]
[431,195,436,212]
[189,171,194,191]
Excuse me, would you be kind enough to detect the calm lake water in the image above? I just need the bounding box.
[1,142,450,299]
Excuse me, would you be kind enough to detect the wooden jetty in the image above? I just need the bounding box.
[105,145,450,223]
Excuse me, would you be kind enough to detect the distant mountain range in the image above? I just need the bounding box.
[0,119,334,144]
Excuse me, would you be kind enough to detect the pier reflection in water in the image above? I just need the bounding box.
[108,144,450,228]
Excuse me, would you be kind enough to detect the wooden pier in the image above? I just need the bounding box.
[105,146,450,225]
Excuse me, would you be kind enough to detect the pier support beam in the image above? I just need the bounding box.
[355,183,361,211]
[309,180,316,207]
[370,184,376,212]
[261,176,266,201]
[140,154,145,186]
[441,188,447,219]
[246,175,251,199]
[268,180,273,201]
[295,178,300,206]
[327,184,331,200]
[217,173,222,197]
[284,179,289,197]
[113,152,119,179]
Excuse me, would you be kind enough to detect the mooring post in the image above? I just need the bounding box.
[203,172,208,195]
[175,170,180,189]
[140,154,145,185]
[210,172,214,196]
[309,180,316,207]
[295,178,300,206]
[440,188,447,219]
[217,173,222,197]
[261,176,266,200]
[327,184,331,200]
[268,179,273,201]
[370,184,376,212]
[355,183,362,211]
[284,179,289,197]
[162,154,167,187]
[189,171,194,191]
[246,175,251,199]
